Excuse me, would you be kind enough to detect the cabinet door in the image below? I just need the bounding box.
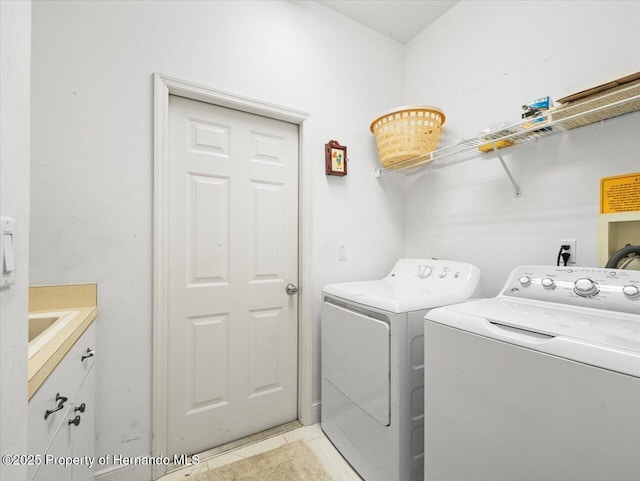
[28,399,73,481]
[32,419,73,481]
[29,323,96,463]
[70,365,95,481]
[29,322,97,481]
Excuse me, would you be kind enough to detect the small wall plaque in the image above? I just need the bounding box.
[325,140,347,176]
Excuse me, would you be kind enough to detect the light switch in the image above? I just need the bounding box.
[339,242,347,261]
[3,233,15,272]
[1,217,16,288]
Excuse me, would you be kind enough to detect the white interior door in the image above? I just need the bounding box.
[166,95,299,456]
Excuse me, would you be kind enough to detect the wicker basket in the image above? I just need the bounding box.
[552,74,640,129]
[370,106,445,169]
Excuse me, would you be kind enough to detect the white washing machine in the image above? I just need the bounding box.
[424,265,640,481]
[321,259,483,481]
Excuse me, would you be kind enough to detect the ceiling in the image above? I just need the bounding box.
[315,0,459,44]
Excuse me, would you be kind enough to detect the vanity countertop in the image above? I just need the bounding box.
[28,284,98,400]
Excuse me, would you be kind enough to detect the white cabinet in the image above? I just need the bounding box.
[28,322,96,481]
[69,369,95,481]
[32,410,72,481]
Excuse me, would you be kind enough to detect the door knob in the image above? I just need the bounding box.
[286,283,298,295]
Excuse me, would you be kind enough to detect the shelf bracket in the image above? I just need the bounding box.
[497,154,521,197]
[491,143,521,197]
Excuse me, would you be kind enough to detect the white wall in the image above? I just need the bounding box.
[30,0,404,477]
[403,0,640,294]
[0,2,31,481]
[31,1,640,477]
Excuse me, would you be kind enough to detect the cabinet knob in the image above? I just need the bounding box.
[68,415,81,427]
[44,393,68,420]
[81,348,95,362]
[75,403,86,413]
[44,404,64,420]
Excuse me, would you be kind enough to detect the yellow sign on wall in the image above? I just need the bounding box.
[600,172,640,213]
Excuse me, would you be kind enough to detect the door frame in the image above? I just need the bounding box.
[152,73,312,478]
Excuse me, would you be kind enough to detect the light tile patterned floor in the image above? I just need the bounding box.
[158,423,362,481]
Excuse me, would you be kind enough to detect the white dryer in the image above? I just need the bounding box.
[321,259,483,481]
[424,266,640,481]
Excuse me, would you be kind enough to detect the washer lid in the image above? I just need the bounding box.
[322,259,481,313]
[427,297,640,377]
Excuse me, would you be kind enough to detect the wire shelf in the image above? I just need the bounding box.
[377,83,640,176]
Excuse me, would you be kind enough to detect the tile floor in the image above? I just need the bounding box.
[158,423,362,480]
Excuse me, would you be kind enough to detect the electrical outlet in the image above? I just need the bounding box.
[559,238,577,265]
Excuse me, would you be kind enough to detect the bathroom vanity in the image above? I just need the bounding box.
[27,285,97,481]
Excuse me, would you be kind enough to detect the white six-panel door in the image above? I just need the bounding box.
[167,95,299,456]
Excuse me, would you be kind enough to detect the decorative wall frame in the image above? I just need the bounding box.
[325,139,347,176]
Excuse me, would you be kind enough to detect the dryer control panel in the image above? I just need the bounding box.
[388,258,478,283]
[502,266,640,314]
[323,259,484,313]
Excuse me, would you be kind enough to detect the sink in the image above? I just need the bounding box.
[28,311,79,359]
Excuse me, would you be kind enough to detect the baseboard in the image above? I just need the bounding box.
[311,400,321,425]
[95,462,153,481]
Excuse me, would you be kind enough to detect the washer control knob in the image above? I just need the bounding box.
[518,276,532,287]
[418,266,432,278]
[622,285,640,298]
[574,278,599,297]
[541,278,556,289]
